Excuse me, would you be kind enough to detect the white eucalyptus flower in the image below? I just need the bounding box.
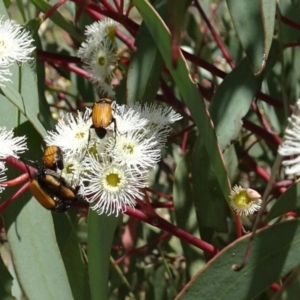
[0,16,35,66]
[134,103,183,126]
[106,130,161,172]
[0,162,7,193]
[45,109,92,158]
[94,80,116,98]
[78,18,119,95]
[131,102,183,146]
[60,155,83,186]
[229,185,262,216]
[84,18,118,42]
[279,100,300,175]
[80,39,117,84]
[81,154,146,216]
[0,127,27,159]
[112,103,149,134]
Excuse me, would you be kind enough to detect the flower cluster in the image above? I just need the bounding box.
[0,127,27,160]
[0,16,35,87]
[0,127,28,194]
[45,102,182,216]
[229,185,262,216]
[278,99,300,176]
[78,19,118,97]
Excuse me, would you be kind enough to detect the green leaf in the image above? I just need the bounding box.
[1,62,47,137]
[275,266,300,300]
[88,210,120,300]
[53,212,91,300]
[5,202,73,300]
[2,121,73,300]
[133,0,231,204]
[30,0,84,42]
[127,23,163,105]
[223,146,238,183]
[177,220,300,300]
[16,0,26,22]
[267,180,300,222]
[0,0,9,14]
[192,138,229,234]
[35,33,55,130]
[226,0,276,74]
[210,58,262,150]
[0,252,13,298]
[152,265,169,300]
[173,153,205,276]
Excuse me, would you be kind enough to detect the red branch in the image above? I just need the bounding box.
[124,206,218,256]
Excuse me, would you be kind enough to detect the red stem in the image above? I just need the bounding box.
[240,153,270,182]
[124,206,219,255]
[281,15,300,31]
[144,187,173,200]
[37,50,81,64]
[0,182,30,214]
[2,173,29,187]
[114,232,170,265]
[194,0,235,69]
[242,119,281,148]
[43,0,67,21]
[101,0,117,12]
[5,156,36,174]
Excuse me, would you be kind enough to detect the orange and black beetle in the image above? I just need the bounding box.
[91,98,117,139]
[43,145,64,171]
[24,161,82,213]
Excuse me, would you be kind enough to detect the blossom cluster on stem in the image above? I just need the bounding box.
[0,127,28,196]
[78,18,118,97]
[44,102,182,216]
[0,16,35,87]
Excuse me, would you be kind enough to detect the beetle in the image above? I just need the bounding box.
[43,145,64,171]
[29,179,68,212]
[91,98,117,139]
[23,160,82,212]
[40,168,82,202]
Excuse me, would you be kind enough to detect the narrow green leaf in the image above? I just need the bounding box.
[35,33,55,130]
[127,24,163,105]
[152,265,169,300]
[16,0,26,22]
[192,138,229,233]
[30,0,84,42]
[88,210,120,300]
[226,0,276,74]
[261,0,276,58]
[53,212,91,300]
[223,146,239,183]
[2,122,73,300]
[177,220,300,300]
[4,198,73,300]
[210,58,262,151]
[267,180,300,222]
[0,0,9,15]
[1,66,47,137]
[0,253,13,298]
[173,153,205,276]
[133,0,231,204]
[275,266,300,300]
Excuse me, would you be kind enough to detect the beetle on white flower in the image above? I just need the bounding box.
[44,101,182,216]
